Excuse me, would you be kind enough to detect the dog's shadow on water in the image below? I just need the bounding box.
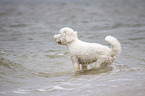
[74,67,113,76]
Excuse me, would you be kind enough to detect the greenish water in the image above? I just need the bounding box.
[0,0,145,96]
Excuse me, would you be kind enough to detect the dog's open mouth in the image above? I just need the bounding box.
[58,42,63,45]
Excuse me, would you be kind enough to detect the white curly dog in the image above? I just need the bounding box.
[54,27,121,73]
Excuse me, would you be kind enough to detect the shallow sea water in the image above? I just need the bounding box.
[0,0,145,96]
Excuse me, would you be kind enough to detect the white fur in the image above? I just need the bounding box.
[54,27,121,72]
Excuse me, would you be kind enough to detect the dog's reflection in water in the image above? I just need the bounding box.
[74,67,113,75]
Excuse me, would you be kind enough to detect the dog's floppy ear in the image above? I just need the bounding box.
[65,31,77,43]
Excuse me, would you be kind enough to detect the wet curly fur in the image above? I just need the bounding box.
[54,27,121,73]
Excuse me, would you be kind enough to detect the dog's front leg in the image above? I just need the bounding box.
[71,56,80,73]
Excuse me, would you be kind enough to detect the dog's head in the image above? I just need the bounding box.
[54,27,77,45]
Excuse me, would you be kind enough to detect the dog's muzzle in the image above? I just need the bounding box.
[54,34,63,45]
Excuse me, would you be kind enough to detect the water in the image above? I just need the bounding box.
[0,0,145,96]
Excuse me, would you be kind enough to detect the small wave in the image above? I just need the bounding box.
[9,24,28,28]
[12,85,72,94]
[111,64,145,74]
[13,89,28,94]
[128,37,145,41]
[92,22,145,31]
[37,85,66,92]
[0,55,27,72]
[45,51,69,58]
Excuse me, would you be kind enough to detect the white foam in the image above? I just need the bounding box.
[13,89,27,94]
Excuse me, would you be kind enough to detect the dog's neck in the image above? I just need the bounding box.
[66,37,79,48]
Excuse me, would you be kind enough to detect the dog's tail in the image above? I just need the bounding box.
[105,35,121,57]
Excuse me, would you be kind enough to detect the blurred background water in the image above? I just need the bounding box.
[0,0,145,96]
